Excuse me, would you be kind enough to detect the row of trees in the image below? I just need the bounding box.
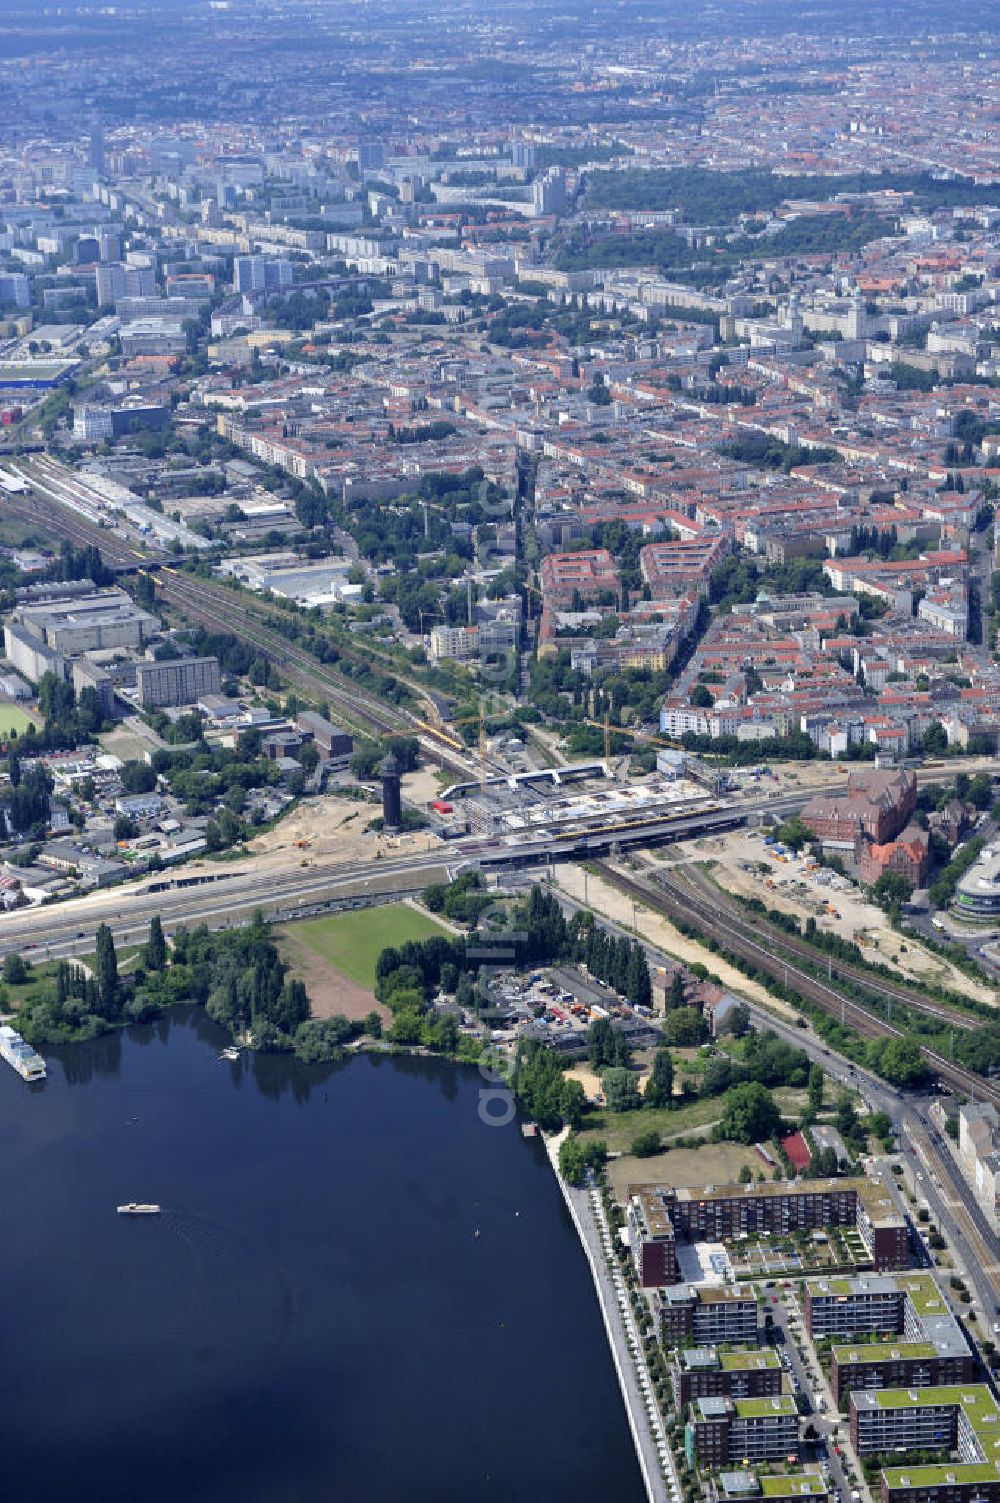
[15,915,314,1053]
[579,921,652,1009]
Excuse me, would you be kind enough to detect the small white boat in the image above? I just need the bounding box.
[219,1046,241,1062]
[117,1203,161,1216]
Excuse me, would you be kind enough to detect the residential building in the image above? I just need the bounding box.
[715,1471,827,1503]
[0,272,33,307]
[685,1395,799,1467]
[629,1188,678,1285]
[429,623,479,662]
[95,262,156,304]
[656,1284,758,1347]
[956,1103,1000,1229]
[539,549,620,610]
[881,1463,1000,1503]
[629,1179,908,1290]
[672,1347,784,1408]
[822,1272,974,1401]
[850,1385,1000,1463]
[233,256,295,294]
[134,657,222,709]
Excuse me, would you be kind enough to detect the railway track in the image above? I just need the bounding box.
[154,571,479,774]
[4,491,143,568]
[592,859,1000,1109]
[675,864,981,1032]
[5,483,475,770]
[153,570,410,738]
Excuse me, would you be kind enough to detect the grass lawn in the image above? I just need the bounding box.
[0,703,37,739]
[606,1143,763,1202]
[579,1092,726,1153]
[1,960,60,1014]
[283,903,449,990]
[579,1085,814,1178]
[72,944,143,975]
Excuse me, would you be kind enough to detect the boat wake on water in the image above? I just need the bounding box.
[157,1207,299,1355]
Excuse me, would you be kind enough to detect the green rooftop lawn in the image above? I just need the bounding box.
[735,1395,797,1418]
[871,1385,999,1435]
[834,1341,938,1362]
[759,1477,826,1496]
[882,1464,1000,1487]
[807,1277,855,1295]
[720,1349,782,1370]
[897,1274,949,1317]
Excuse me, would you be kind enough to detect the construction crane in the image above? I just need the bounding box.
[418,608,444,639]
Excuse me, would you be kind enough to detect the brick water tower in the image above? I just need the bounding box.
[379,751,402,832]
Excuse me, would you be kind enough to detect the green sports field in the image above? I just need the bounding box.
[0,704,37,739]
[284,904,449,990]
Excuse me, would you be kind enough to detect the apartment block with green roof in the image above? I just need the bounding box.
[686,1394,799,1468]
[672,1346,784,1407]
[809,1273,975,1401]
[850,1384,1000,1461]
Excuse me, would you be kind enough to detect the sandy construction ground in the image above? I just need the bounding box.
[246,791,441,871]
[705,829,998,1008]
[555,862,799,1021]
[564,1062,605,1101]
[402,766,453,805]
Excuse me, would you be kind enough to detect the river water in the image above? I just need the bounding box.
[0,1008,645,1502]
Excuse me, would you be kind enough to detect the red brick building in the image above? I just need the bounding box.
[857,825,929,888]
[802,768,917,847]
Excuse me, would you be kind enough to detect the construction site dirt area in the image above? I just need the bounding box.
[246,790,441,869]
[702,829,998,1007]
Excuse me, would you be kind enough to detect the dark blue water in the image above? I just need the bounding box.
[0,1009,645,1503]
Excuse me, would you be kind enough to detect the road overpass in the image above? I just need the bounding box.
[0,804,748,959]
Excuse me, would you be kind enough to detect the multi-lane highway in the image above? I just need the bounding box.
[0,848,459,958]
[0,803,752,962]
